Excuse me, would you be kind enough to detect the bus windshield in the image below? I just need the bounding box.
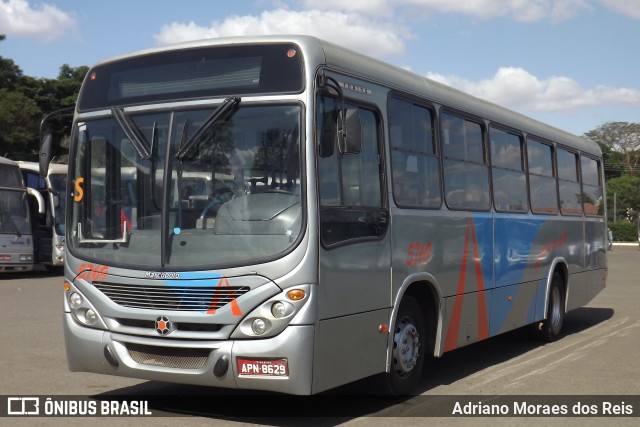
[0,190,31,236]
[1,160,31,236]
[69,103,302,270]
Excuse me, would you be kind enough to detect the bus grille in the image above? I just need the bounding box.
[127,343,209,369]
[93,282,250,312]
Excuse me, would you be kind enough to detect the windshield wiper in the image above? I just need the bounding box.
[176,96,240,160]
[112,107,152,159]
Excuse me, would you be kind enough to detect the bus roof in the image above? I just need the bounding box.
[87,35,599,156]
[0,156,18,167]
[17,161,67,176]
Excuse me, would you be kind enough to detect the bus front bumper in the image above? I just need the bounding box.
[0,261,33,273]
[63,313,315,395]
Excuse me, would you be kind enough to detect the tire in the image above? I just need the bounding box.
[533,272,565,342]
[383,296,426,395]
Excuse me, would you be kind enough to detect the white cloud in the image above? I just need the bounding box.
[599,0,640,19]
[0,0,76,42]
[153,9,407,58]
[300,0,392,17]
[426,67,640,112]
[397,0,592,22]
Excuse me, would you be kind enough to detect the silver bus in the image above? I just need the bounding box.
[0,156,44,272]
[40,35,607,395]
[18,161,68,268]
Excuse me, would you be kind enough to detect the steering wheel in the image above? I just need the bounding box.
[199,187,234,218]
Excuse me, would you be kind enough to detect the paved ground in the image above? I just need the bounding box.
[1,244,638,426]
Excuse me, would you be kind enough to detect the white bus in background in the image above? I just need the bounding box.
[0,157,44,272]
[18,161,68,268]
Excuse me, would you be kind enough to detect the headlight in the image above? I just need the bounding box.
[69,292,83,308]
[251,318,267,335]
[85,309,98,325]
[271,302,287,318]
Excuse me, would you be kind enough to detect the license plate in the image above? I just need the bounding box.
[0,255,10,261]
[237,358,288,376]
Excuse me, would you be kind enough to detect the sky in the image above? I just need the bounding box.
[1,0,639,136]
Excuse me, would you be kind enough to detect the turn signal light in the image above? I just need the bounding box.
[286,289,305,301]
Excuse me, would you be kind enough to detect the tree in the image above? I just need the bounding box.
[606,175,640,222]
[0,35,86,161]
[0,88,40,158]
[584,122,640,177]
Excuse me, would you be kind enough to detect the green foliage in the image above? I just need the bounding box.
[584,121,640,178]
[0,88,40,158]
[609,221,638,242]
[606,175,640,222]
[0,35,87,161]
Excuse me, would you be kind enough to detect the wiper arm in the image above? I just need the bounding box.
[112,107,151,159]
[176,96,240,160]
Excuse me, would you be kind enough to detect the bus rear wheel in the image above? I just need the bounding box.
[533,272,565,342]
[384,296,426,395]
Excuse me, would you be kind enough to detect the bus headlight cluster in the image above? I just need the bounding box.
[231,287,309,339]
[65,283,106,329]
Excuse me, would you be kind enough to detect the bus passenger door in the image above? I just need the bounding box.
[313,96,391,393]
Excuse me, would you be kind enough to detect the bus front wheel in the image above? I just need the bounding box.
[533,272,565,342]
[384,296,426,395]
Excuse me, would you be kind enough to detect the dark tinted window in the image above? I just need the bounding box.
[490,127,527,212]
[557,148,581,215]
[442,113,489,211]
[581,156,603,216]
[389,97,441,208]
[527,139,558,214]
[0,163,23,188]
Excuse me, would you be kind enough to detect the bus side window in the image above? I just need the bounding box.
[527,139,558,215]
[442,112,490,211]
[389,97,441,208]
[580,155,603,216]
[557,148,582,215]
[490,126,527,213]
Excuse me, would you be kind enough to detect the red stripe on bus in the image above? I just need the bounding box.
[443,218,490,352]
[469,218,489,340]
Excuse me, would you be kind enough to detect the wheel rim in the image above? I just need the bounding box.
[392,317,420,377]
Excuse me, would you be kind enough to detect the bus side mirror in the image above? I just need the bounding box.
[338,108,362,155]
[39,133,53,178]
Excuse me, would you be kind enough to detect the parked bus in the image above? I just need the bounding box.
[18,161,68,268]
[0,156,44,272]
[40,36,607,395]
